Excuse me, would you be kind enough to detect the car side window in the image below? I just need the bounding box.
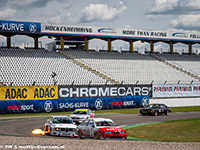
[88,120,94,127]
[82,120,89,126]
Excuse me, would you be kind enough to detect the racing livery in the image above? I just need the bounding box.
[70,109,95,124]
[75,118,127,140]
[44,116,77,137]
[140,104,171,116]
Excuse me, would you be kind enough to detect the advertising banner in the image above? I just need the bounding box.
[0,96,149,114]
[58,84,152,98]
[0,85,58,100]
[41,23,200,42]
[153,84,200,98]
[0,20,41,34]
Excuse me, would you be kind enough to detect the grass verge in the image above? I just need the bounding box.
[0,106,199,118]
[126,118,200,142]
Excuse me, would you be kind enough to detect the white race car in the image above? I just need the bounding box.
[70,109,95,124]
[75,118,127,140]
[43,116,78,137]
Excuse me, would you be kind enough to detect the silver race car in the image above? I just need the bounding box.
[70,109,95,124]
[44,116,78,137]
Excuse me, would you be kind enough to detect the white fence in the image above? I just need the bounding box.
[150,98,200,107]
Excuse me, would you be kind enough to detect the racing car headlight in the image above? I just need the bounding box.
[55,128,59,131]
[120,131,126,134]
[105,131,112,134]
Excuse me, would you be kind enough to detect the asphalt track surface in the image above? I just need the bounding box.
[0,112,200,138]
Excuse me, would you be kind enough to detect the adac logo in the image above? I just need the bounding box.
[141,97,149,107]
[97,28,116,34]
[29,23,37,33]
[44,100,53,112]
[172,32,188,38]
[94,99,103,110]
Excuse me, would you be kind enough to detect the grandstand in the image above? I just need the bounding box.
[153,53,200,79]
[0,47,199,86]
[0,48,107,86]
[60,50,199,85]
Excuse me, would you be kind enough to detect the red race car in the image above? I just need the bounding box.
[75,118,127,140]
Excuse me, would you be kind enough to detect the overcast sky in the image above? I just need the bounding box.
[0,0,200,52]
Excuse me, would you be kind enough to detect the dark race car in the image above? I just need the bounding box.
[140,104,171,116]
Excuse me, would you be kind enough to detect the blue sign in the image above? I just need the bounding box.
[0,96,149,114]
[0,20,41,34]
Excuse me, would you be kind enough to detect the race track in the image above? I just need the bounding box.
[0,112,200,137]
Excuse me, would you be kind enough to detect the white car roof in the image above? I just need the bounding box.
[51,116,69,118]
[91,118,113,122]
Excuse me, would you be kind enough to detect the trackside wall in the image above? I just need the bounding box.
[150,98,200,107]
[0,85,150,114]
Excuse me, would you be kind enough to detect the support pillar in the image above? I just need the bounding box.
[129,40,133,53]
[34,37,38,49]
[7,36,11,48]
[188,43,192,55]
[150,41,154,53]
[169,42,174,54]
[108,39,112,52]
[60,36,64,50]
[84,38,89,51]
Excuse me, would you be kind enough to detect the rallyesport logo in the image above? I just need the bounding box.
[111,100,135,107]
[7,104,34,111]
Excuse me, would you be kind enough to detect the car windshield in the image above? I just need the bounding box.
[95,121,117,127]
[72,111,87,115]
[148,104,159,108]
[52,117,73,124]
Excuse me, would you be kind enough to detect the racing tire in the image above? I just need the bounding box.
[154,111,158,116]
[165,111,170,116]
[94,132,100,140]
[78,131,85,139]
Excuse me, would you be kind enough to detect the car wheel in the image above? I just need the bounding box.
[165,111,170,116]
[78,131,84,139]
[154,111,158,116]
[94,132,100,140]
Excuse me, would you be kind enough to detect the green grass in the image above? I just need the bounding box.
[126,118,200,142]
[0,106,199,118]
[171,106,200,112]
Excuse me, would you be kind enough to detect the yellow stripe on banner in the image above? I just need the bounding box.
[0,85,58,101]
